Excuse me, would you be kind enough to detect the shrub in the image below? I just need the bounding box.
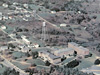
[45,61,51,66]
[94,59,100,65]
[67,59,79,68]
[85,53,92,58]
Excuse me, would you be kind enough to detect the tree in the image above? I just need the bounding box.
[73,51,77,57]
[3,68,19,75]
[94,59,100,65]
[49,66,55,73]
[61,7,65,11]
[92,15,97,19]
[89,72,95,75]
[25,52,30,57]
[45,61,51,66]
[61,55,66,62]
[32,51,38,59]
[51,8,60,12]
[8,43,16,48]
[67,60,79,68]
[31,63,36,67]
[85,53,92,58]
[29,70,33,75]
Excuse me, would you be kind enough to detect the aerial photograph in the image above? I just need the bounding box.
[0,0,100,75]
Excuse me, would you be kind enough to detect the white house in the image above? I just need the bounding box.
[23,4,28,9]
[51,11,56,14]
[60,23,67,27]
[13,2,19,5]
[2,3,8,8]
[3,16,9,20]
[34,43,39,48]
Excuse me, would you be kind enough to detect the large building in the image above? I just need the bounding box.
[68,42,89,55]
[39,51,61,64]
[53,48,74,57]
[39,42,89,64]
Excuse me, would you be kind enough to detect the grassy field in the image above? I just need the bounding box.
[0,64,7,74]
[12,51,26,59]
[11,61,31,70]
[26,58,45,66]
[75,51,97,70]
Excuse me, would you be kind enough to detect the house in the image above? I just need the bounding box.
[25,14,30,17]
[3,16,9,20]
[39,51,61,64]
[68,42,89,56]
[13,2,19,5]
[28,44,34,48]
[60,23,67,27]
[34,43,39,48]
[54,48,74,57]
[21,47,30,52]
[1,25,7,30]
[9,34,16,37]
[0,46,8,51]
[9,16,13,19]
[2,3,8,8]
[51,11,56,14]
[23,4,28,9]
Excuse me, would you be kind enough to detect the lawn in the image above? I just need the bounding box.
[75,51,97,70]
[36,65,50,71]
[0,64,7,74]
[12,51,26,59]
[11,61,30,70]
[26,58,45,66]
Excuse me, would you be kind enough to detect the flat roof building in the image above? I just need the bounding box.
[68,42,89,55]
[54,48,74,57]
[39,51,61,64]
